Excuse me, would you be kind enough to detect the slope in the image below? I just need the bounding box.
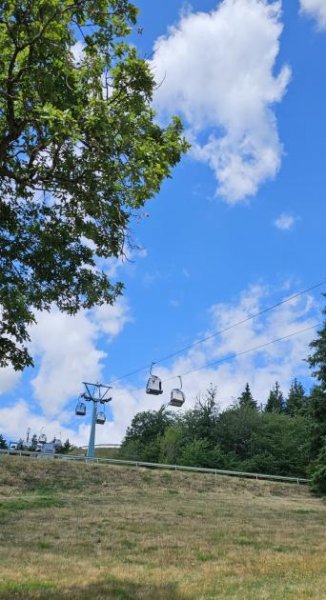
[0,456,325,599]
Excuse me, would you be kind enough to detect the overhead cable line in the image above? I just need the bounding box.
[109,279,325,386]
[152,279,325,365]
[162,322,320,383]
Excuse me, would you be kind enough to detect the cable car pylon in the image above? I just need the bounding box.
[75,382,112,459]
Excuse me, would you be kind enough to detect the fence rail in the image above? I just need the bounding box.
[80,444,121,449]
[0,448,310,485]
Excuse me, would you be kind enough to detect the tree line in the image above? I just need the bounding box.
[119,300,326,494]
[0,433,72,454]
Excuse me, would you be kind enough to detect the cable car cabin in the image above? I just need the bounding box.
[146,375,163,395]
[96,411,106,425]
[169,388,185,408]
[75,401,86,416]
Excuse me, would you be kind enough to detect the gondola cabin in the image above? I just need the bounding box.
[96,411,106,425]
[146,375,163,395]
[75,401,86,416]
[169,388,185,408]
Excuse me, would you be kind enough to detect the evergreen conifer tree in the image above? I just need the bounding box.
[307,302,326,457]
[286,379,306,416]
[307,299,326,392]
[310,440,326,495]
[238,383,257,410]
[265,381,285,413]
[307,386,326,457]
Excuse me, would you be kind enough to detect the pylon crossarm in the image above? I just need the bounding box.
[82,382,112,402]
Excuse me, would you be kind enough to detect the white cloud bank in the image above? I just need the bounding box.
[155,283,317,411]
[86,283,318,444]
[300,0,326,29]
[0,366,21,395]
[152,0,291,203]
[0,282,318,446]
[29,298,131,418]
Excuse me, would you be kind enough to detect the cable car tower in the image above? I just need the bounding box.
[75,382,112,459]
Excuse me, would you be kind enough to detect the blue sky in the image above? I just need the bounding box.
[1,0,325,446]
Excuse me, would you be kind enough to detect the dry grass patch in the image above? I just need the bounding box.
[0,456,325,599]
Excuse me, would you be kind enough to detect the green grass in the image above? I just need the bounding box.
[68,446,120,459]
[0,456,325,599]
[0,495,62,516]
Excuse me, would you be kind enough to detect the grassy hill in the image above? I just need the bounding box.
[0,456,325,600]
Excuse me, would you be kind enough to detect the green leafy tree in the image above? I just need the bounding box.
[182,385,219,444]
[238,383,257,410]
[265,381,285,413]
[216,405,261,462]
[0,433,7,449]
[122,407,174,446]
[0,0,188,370]
[247,413,311,477]
[286,379,307,416]
[159,424,184,465]
[119,407,175,462]
[215,405,311,477]
[179,439,212,468]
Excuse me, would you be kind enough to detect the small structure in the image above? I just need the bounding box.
[40,442,56,455]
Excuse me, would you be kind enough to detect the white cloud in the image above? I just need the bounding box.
[0,282,319,447]
[88,283,317,446]
[142,270,162,288]
[70,41,113,99]
[300,0,326,29]
[152,0,291,203]
[274,213,298,230]
[30,309,105,417]
[105,246,148,279]
[0,366,21,395]
[154,283,317,411]
[92,298,132,337]
[71,41,85,64]
[29,299,131,418]
[0,400,81,445]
